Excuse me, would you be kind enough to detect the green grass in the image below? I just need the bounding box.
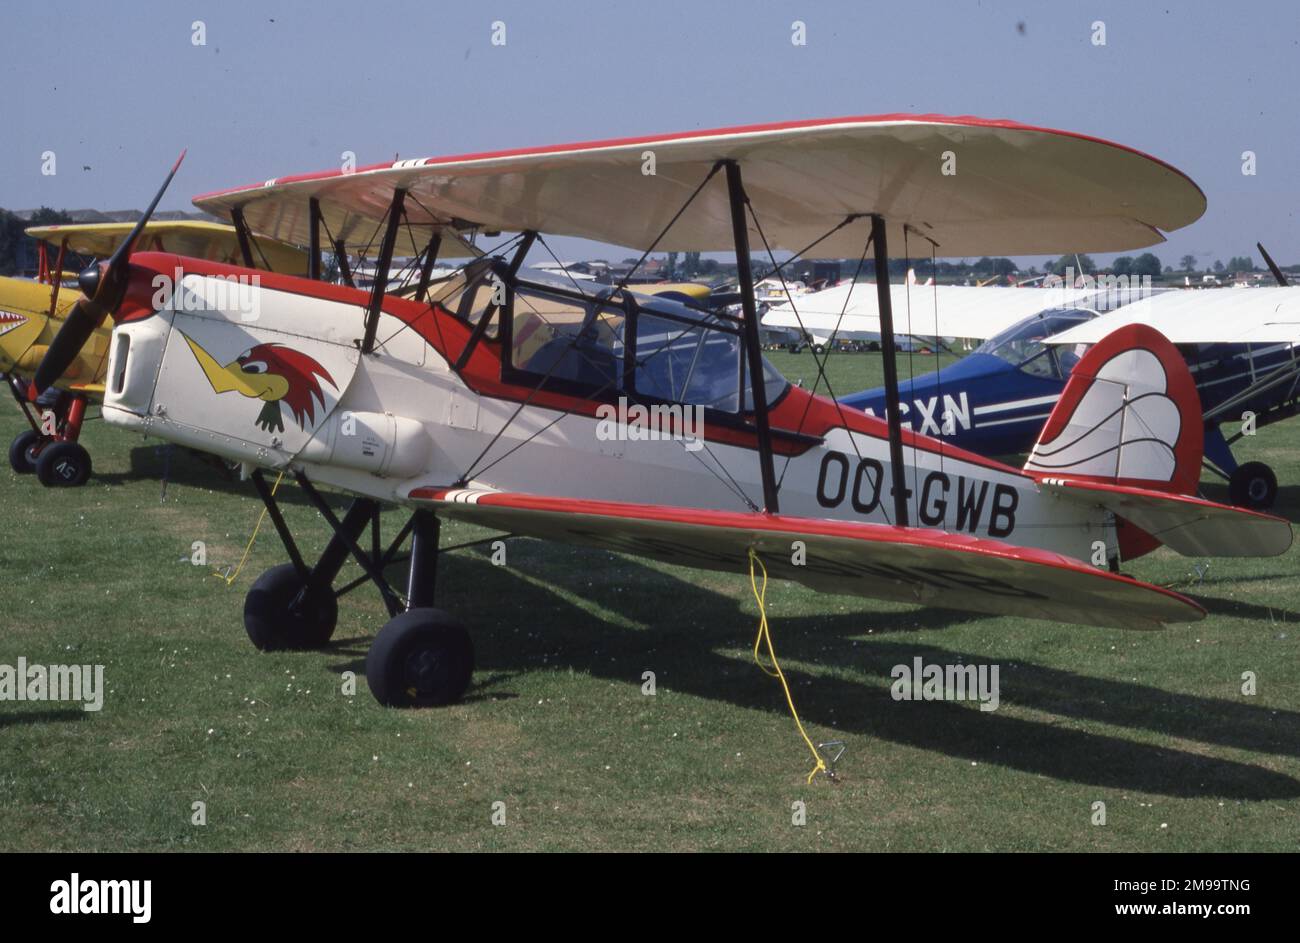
[1,358,1298,851]
[768,347,963,396]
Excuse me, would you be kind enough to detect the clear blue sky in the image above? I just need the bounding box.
[3,0,1297,269]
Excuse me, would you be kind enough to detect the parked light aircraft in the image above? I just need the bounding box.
[27,115,1291,710]
[2,219,309,485]
[832,287,1300,509]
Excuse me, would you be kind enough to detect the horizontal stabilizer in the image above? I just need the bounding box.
[1038,478,1292,557]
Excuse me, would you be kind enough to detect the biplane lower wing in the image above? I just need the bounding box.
[1037,478,1293,557]
[406,487,1204,630]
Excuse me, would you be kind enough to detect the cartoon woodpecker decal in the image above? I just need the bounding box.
[182,333,336,433]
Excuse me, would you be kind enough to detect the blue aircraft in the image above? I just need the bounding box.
[840,305,1300,509]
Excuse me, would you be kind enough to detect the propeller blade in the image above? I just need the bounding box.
[107,149,187,276]
[31,297,104,395]
[1256,242,1288,287]
[28,150,186,396]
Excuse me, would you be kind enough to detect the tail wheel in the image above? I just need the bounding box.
[34,441,92,487]
[1228,461,1278,510]
[243,563,338,650]
[8,430,43,474]
[367,608,474,708]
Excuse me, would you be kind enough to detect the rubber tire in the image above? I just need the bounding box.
[1229,461,1278,510]
[34,441,91,487]
[366,608,474,708]
[244,563,339,651]
[8,430,41,474]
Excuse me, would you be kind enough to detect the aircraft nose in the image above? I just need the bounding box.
[77,261,104,299]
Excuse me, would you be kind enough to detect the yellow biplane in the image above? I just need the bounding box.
[2,220,308,485]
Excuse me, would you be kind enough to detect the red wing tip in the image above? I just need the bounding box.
[172,149,188,172]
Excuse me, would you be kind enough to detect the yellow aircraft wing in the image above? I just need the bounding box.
[26,220,310,276]
[638,282,712,300]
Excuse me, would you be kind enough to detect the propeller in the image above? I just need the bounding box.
[30,150,187,397]
[1256,241,1289,287]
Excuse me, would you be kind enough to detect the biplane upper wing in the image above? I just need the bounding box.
[406,487,1203,630]
[26,221,311,275]
[194,114,1205,259]
[1044,286,1300,346]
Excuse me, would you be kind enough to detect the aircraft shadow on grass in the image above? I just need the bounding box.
[91,443,340,510]
[83,441,1297,799]
[0,708,85,728]
[317,543,1300,801]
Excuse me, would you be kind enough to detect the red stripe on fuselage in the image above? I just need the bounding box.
[123,251,1025,476]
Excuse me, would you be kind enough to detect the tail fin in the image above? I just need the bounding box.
[1023,324,1203,495]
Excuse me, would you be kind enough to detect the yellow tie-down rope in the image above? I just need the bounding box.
[214,469,286,586]
[747,547,830,784]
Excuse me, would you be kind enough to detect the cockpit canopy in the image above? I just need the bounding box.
[434,261,788,413]
[973,307,1096,379]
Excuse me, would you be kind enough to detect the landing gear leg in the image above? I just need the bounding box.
[6,376,41,474]
[367,511,475,708]
[6,379,92,483]
[1205,424,1278,510]
[241,472,478,706]
[36,393,92,487]
[242,470,396,651]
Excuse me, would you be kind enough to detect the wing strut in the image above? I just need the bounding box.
[361,188,408,354]
[230,207,256,268]
[334,240,355,287]
[47,237,67,317]
[871,213,910,527]
[414,232,442,303]
[724,160,780,513]
[308,198,322,280]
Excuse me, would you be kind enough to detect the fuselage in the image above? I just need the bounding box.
[99,253,1115,564]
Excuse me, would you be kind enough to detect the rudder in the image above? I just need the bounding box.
[1023,324,1202,496]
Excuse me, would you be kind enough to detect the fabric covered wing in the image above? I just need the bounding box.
[407,488,1203,630]
[764,284,1162,343]
[1046,286,1300,346]
[27,221,310,275]
[194,114,1206,259]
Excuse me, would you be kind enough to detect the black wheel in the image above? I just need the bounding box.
[8,430,42,474]
[366,608,474,707]
[243,563,338,650]
[34,441,91,487]
[1229,461,1278,510]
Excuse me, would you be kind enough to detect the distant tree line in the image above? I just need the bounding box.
[0,207,72,275]
[661,248,1293,283]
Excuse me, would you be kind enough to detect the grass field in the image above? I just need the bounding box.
[1,348,1298,851]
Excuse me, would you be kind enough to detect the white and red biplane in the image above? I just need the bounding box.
[30,114,1292,707]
